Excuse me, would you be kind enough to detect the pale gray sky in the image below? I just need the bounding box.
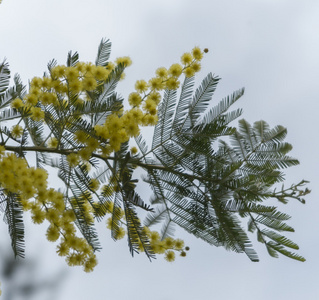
[0,0,319,299]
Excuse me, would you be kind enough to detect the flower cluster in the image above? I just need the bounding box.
[2,46,206,271]
[0,148,97,272]
[102,200,189,261]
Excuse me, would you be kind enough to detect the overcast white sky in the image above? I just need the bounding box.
[0,0,319,299]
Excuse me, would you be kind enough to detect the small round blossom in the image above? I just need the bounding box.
[25,94,38,106]
[47,137,59,148]
[168,64,183,77]
[11,98,24,109]
[156,67,168,79]
[164,250,175,262]
[30,77,43,88]
[165,77,180,90]
[191,62,201,73]
[181,52,193,65]
[11,125,23,138]
[65,67,79,80]
[67,153,80,168]
[192,47,204,60]
[51,65,66,78]
[93,66,109,81]
[130,146,138,155]
[184,67,196,78]
[148,77,164,91]
[128,92,142,107]
[147,92,161,105]
[82,77,97,91]
[135,80,148,93]
[89,178,100,191]
[46,225,60,242]
[30,107,45,121]
[116,56,132,66]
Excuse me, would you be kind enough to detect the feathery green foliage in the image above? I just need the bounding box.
[0,39,310,270]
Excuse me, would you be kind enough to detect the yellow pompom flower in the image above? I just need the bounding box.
[151,241,166,254]
[163,237,175,249]
[181,52,193,65]
[130,146,138,155]
[66,153,80,168]
[68,79,82,94]
[61,222,76,236]
[156,67,168,79]
[141,114,158,126]
[114,227,126,240]
[30,77,43,88]
[51,65,66,78]
[168,64,183,77]
[191,62,201,73]
[192,47,204,60]
[30,87,41,97]
[89,178,100,192]
[65,67,79,80]
[79,147,92,161]
[25,94,38,106]
[75,62,87,74]
[11,98,24,109]
[164,250,176,262]
[150,231,160,242]
[31,208,46,224]
[174,239,185,250]
[82,76,98,91]
[30,107,45,121]
[46,225,60,242]
[41,77,52,89]
[117,128,129,143]
[128,92,142,107]
[82,62,94,74]
[46,208,60,223]
[148,77,164,91]
[62,209,76,222]
[57,241,70,256]
[135,80,148,93]
[116,56,132,67]
[11,125,23,138]
[47,137,59,148]
[106,217,113,230]
[147,92,161,105]
[143,99,157,115]
[184,67,196,78]
[130,108,144,123]
[85,138,99,151]
[125,121,140,137]
[93,66,109,81]
[83,254,97,273]
[165,77,180,90]
[39,92,52,105]
[74,130,88,144]
[106,62,115,72]
[106,114,123,133]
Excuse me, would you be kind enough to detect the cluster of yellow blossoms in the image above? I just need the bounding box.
[10,47,204,155]
[2,46,205,270]
[0,146,97,272]
[102,201,189,261]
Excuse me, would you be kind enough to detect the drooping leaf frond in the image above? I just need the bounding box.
[141,72,306,262]
[0,59,10,95]
[4,193,25,258]
[95,38,112,67]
